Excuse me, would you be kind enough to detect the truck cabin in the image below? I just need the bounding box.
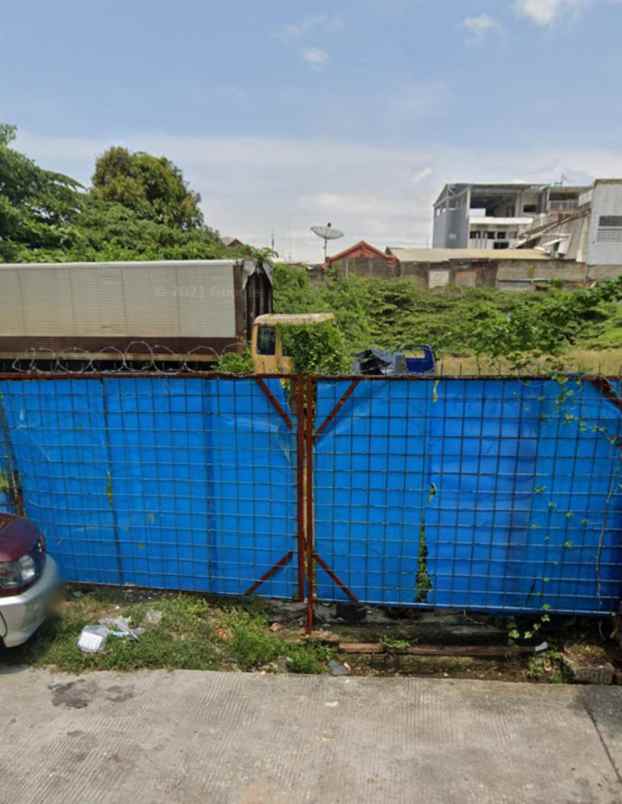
[251,313,336,374]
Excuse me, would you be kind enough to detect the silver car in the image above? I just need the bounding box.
[0,513,59,648]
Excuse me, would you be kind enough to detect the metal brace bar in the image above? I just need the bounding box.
[244,551,294,597]
[315,379,361,439]
[589,377,622,415]
[313,552,360,605]
[255,377,293,430]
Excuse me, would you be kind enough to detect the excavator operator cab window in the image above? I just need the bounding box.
[257,326,277,356]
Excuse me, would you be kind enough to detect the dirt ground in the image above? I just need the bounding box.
[3,587,622,686]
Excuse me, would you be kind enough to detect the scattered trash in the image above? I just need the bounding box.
[77,616,145,652]
[77,625,109,654]
[143,609,163,627]
[328,660,351,677]
[215,626,233,642]
[324,701,339,708]
[534,642,549,654]
[99,616,144,640]
[270,622,283,632]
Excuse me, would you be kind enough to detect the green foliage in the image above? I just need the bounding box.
[0,125,248,264]
[0,125,82,260]
[6,591,331,675]
[382,637,411,652]
[416,524,432,603]
[281,322,351,375]
[224,609,329,673]
[92,146,203,230]
[216,349,254,374]
[273,262,622,362]
[526,651,564,683]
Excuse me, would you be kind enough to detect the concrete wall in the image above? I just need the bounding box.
[496,260,587,291]
[433,206,470,248]
[433,189,470,249]
[323,256,595,291]
[587,265,622,281]
[587,182,622,266]
[329,257,399,279]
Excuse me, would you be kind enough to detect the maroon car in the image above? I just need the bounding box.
[0,514,59,648]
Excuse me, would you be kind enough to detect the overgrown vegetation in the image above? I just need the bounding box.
[0,124,250,263]
[2,590,333,674]
[273,263,622,365]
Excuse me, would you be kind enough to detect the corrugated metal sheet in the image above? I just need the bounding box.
[0,260,239,339]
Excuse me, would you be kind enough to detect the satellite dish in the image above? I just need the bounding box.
[311,222,344,262]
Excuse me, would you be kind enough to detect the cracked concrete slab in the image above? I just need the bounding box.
[0,667,621,803]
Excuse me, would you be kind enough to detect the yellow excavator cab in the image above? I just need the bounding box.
[251,313,336,374]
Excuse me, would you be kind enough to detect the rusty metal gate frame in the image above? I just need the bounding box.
[299,373,622,632]
[2,370,622,628]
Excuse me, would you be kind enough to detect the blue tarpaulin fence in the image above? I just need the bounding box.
[1,374,622,616]
[314,377,622,614]
[0,377,298,599]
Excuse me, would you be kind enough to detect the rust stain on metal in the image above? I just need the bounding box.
[243,551,294,597]
[588,376,622,415]
[295,378,307,601]
[315,379,361,439]
[255,377,293,430]
[305,376,315,634]
[313,552,360,605]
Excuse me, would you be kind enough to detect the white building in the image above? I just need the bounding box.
[433,182,589,251]
[516,179,622,279]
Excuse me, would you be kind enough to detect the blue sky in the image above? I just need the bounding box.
[3,0,622,259]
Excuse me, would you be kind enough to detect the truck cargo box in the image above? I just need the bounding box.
[0,259,272,364]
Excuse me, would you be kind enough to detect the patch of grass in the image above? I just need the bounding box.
[382,637,410,652]
[5,592,219,673]
[286,644,331,674]
[2,590,332,675]
[224,609,284,670]
[222,608,331,673]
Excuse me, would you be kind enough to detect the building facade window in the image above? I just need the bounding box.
[597,215,622,243]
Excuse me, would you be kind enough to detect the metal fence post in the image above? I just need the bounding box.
[305,375,316,633]
[295,376,307,602]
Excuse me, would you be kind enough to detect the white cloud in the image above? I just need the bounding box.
[463,14,499,37]
[412,167,433,184]
[514,0,587,26]
[16,130,617,262]
[302,48,329,69]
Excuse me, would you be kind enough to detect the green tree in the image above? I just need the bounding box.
[0,126,251,264]
[92,146,203,230]
[0,123,82,260]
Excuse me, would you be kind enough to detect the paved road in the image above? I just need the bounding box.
[1,667,621,803]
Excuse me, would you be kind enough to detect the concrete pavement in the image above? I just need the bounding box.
[0,667,621,803]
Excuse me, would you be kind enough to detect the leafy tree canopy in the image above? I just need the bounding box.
[0,123,82,260]
[0,125,250,263]
[92,146,203,230]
